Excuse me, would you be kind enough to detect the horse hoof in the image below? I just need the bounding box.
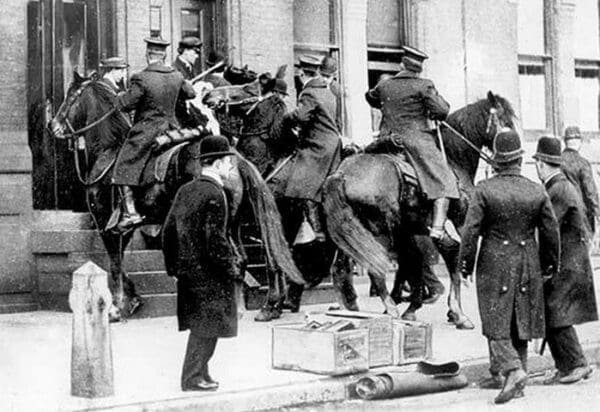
[455,318,475,330]
[254,307,281,322]
[401,311,417,322]
[447,310,458,323]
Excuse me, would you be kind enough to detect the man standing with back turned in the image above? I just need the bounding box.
[458,130,560,404]
[533,136,597,385]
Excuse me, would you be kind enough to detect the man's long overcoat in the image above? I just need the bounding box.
[162,176,241,337]
[561,148,600,234]
[113,62,196,186]
[282,76,341,201]
[458,167,560,340]
[544,173,598,328]
[364,70,457,200]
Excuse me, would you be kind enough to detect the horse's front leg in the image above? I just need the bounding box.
[437,241,475,330]
[330,250,359,311]
[368,271,400,318]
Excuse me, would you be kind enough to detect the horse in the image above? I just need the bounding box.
[323,91,517,326]
[48,70,303,321]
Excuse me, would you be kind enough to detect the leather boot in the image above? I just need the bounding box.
[430,198,458,249]
[283,283,304,312]
[305,200,326,243]
[118,186,144,231]
[494,368,527,404]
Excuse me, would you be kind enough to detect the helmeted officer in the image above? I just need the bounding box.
[459,130,559,404]
[112,36,196,230]
[560,126,600,235]
[532,136,598,385]
[364,45,458,243]
[173,36,202,80]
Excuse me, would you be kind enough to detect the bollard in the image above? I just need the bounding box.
[69,261,114,398]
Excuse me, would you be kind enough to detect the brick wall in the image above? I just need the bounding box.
[0,1,28,133]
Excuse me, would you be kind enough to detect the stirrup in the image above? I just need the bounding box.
[116,213,145,233]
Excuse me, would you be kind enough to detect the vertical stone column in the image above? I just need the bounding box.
[550,0,576,135]
[339,0,371,145]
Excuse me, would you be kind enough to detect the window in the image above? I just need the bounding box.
[574,0,600,132]
[517,0,552,132]
[149,6,162,37]
[293,0,344,131]
[181,8,202,40]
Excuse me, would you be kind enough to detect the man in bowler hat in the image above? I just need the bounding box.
[561,126,600,236]
[172,36,202,80]
[112,36,196,230]
[162,135,243,391]
[459,130,559,404]
[533,136,598,385]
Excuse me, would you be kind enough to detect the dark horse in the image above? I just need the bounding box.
[49,71,303,320]
[323,92,517,325]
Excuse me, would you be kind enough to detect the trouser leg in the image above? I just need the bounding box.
[181,330,218,389]
[547,325,588,374]
[489,338,523,376]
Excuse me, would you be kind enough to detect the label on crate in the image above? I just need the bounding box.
[335,334,368,367]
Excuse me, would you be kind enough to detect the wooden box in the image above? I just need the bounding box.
[321,310,393,368]
[271,323,369,376]
[392,319,433,365]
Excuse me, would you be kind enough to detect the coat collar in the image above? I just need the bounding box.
[145,62,175,73]
[544,171,567,190]
[495,165,522,177]
[303,77,328,89]
[393,69,418,79]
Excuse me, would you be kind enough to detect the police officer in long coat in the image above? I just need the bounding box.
[532,136,598,385]
[162,135,242,391]
[113,36,196,230]
[365,46,458,242]
[281,55,342,241]
[458,130,560,404]
[561,126,600,235]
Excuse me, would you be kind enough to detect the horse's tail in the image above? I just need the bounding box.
[235,154,305,285]
[323,173,395,281]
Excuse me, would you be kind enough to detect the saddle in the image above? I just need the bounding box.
[379,152,419,188]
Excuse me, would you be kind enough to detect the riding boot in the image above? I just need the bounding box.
[305,200,326,243]
[118,186,144,231]
[430,198,457,249]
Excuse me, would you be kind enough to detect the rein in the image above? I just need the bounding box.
[63,107,117,138]
[440,120,496,166]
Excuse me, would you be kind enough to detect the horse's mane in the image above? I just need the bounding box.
[83,81,130,154]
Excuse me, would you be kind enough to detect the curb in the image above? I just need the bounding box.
[82,342,600,412]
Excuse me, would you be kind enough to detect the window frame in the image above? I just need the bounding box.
[149,5,162,38]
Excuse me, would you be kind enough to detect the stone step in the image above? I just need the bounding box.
[129,271,176,294]
[31,229,148,254]
[69,250,165,273]
[32,211,93,230]
[0,293,38,314]
[130,293,177,319]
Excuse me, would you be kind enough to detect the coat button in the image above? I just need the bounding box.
[521,286,527,293]
[520,241,525,246]
[501,286,508,292]
[503,240,509,245]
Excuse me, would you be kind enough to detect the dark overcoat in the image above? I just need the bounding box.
[162,176,242,337]
[328,79,343,133]
[172,57,197,80]
[236,94,287,175]
[561,148,600,234]
[544,173,598,327]
[283,77,341,201]
[365,70,457,200]
[458,166,560,340]
[112,62,196,186]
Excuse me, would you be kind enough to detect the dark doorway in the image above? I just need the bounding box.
[27,0,116,210]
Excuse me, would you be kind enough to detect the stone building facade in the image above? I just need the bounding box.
[0,0,597,311]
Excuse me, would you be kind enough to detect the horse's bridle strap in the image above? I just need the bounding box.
[63,107,117,138]
[441,121,495,166]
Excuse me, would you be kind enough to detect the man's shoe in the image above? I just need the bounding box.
[559,365,593,384]
[254,305,281,322]
[203,374,219,386]
[117,213,144,232]
[494,368,527,404]
[543,370,565,385]
[182,379,219,391]
[282,300,300,313]
[478,374,503,390]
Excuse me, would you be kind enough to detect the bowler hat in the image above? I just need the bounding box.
[178,36,202,51]
[100,57,128,69]
[273,78,288,95]
[320,56,337,76]
[199,135,235,160]
[563,126,582,140]
[492,129,524,164]
[533,136,562,165]
[298,55,322,72]
[144,36,170,51]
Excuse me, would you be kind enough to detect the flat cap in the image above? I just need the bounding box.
[563,126,582,140]
[144,36,170,49]
[298,55,323,70]
[179,36,202,50]
[402,45,429,62]
[100,57,128,69]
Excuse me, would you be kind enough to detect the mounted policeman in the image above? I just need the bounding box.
[112,36,196,231]
[364,46,458,243]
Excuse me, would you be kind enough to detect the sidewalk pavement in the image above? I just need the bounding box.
[2,270,600,412]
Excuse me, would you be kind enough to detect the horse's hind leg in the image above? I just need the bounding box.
[396,236,425,321]
[368,271,400,318]
[437,241,474,330]
[331,251,359,311]
[254,268,285,322]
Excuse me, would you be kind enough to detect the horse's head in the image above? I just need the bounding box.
[482,91,517,149]
[223,64,258,85]
[49,70,95,140]
[202,81,260,111]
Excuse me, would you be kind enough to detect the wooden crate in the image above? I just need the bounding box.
[322,310,393,367]
[392,319,433,365]
[271,323,369,376]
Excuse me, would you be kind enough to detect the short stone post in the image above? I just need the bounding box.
[69,261,114,398]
